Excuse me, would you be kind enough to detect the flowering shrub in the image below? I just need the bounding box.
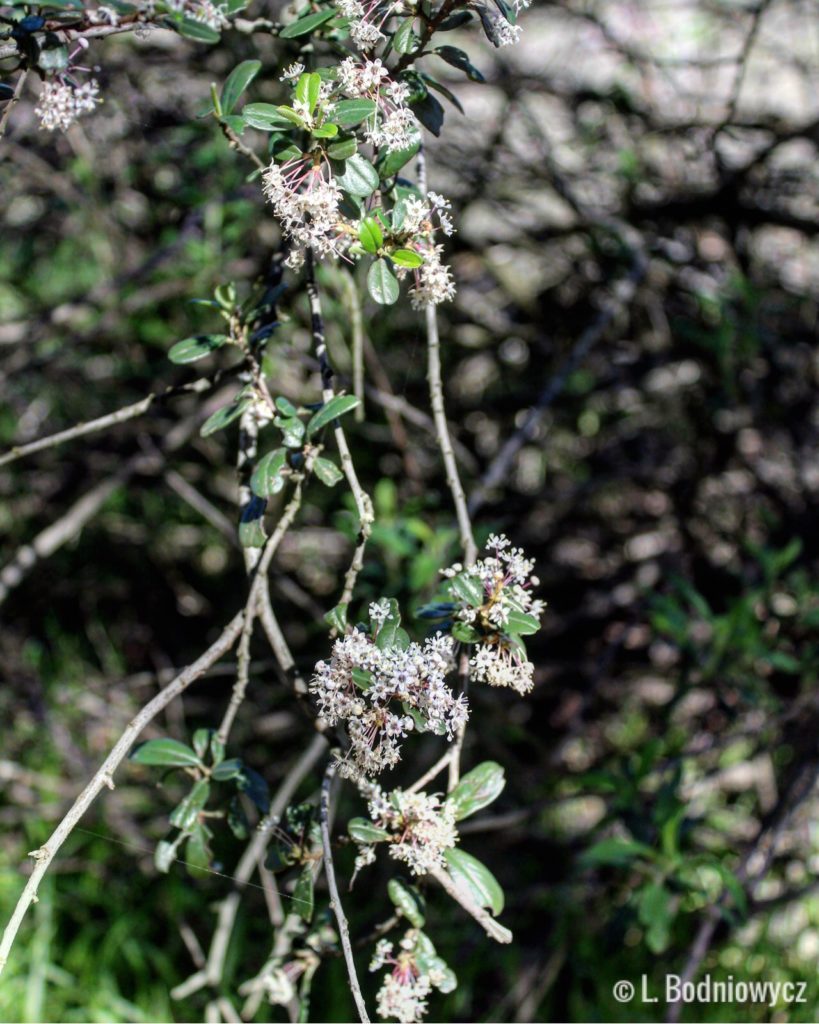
[0,0,538,1020]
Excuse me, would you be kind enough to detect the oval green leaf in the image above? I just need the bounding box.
[168,334,228,364]
[336,153,380,197]
[306,394,361,437]
[333,98,377,127]
[443,848,505,916]
[313,456,344,487]
[444,761,505,821]
[367,258,399,305]
[348,818,390,843]
[130,738,202,768]
[221,59,261,114]
[279,8,335,37]
[251,448,287,497]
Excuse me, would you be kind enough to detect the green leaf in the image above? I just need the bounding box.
[313,456,344,487]
[378,138,420,178]
[411,92,445,136]
[504,610,540,636]
[237,766,270,812]
[359,217,384,254]
[38,44,69,72]
[434,45,485,82]
[335,153,380,197]
[306,394,360,437]
[293,865,315,921]
[275,414,306,448]
[210,735,225,765]
[450,572,484,606]
[227,795,249,839]
[212,757,243,781]
[192,728,211,760]
[221,59,261,114]
[251,448,288,497]
[348,818,390,843]
[295,71,311,108]
[168,334,228,364]
[451,622,479,643]
[367,259,399,305]
[443,848,505,916]
[130,738,202,768]
[351,667,373,690]
[169,779,211,831]
[391,248,423,269]
[393,16,417,54]
[239,495,267,548]
[324,602,348,633]
[243,103,295,130]
[388,878,426,926]
[200,395,251,437]
[279,8,336,37]
[175,16,220,42]
[311,123,338,138]
[579,838,655,868]
[276,105,306,127]
[154,839,178,874]
[637,882,673,954]
[221,114,246,136]
[184,823,212,877]
[333,98,377,127]
[275,396,298,416]
[326,135,358,160]
[445,761,505,821]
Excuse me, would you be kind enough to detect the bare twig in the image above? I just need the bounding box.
[320,757,370,1023]
[417,144,477,792]
[0,457,140,608]
[0,378,215,468]
[0,611,245,975]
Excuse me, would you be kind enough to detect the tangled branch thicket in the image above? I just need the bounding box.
[1,0,819,1021]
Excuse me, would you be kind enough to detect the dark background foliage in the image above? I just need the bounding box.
[2,0,819,1020]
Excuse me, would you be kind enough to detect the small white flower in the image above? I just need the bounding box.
[35,78,102,132]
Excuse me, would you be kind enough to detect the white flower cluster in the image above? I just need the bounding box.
[358,783,458,875]
[389,193,457,309]
[35,79,102,132]
[262,159,347,268]
[337,57,419,153]
[310,629,466,777]
[370,931,453,1024]
[335,0,400,50]
[444,534,544,695]
[165,0,228,28]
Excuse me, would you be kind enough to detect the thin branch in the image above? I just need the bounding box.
[0,457,141,607]
[0,611,245,976]
[406,749,453,794]
[171,733,328,1001]
[320,757,370,1023]
[417,144,477,792]
[0,69,28,140]
[216,475,307,745]
[306,250,373,608]
[0,377,215,468]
